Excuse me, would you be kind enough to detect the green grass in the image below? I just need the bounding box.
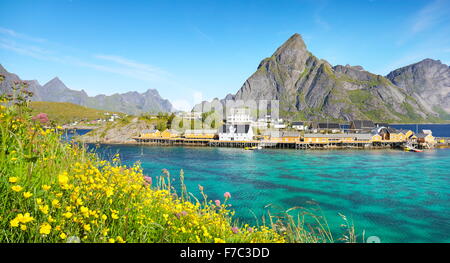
[29,101,124,125]
[432,106,450,120]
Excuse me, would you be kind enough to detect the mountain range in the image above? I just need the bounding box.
[2,33,450,122]
[0,64,173,115]
[196,33,450,123]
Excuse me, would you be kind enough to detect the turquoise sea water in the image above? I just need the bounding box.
[89,145,450,243]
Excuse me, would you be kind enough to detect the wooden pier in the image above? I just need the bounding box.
[132,137,409,150]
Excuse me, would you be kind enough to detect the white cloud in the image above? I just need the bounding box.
[411,0,449,34]
[0,38,61,62]
[193,91,204,104]
[0,28,176,88]
[171,90,207,111]
[172,99,192,112]
[0,27,46,43]
[397,0,450,46]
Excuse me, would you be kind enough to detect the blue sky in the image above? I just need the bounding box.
[1,0,450,111]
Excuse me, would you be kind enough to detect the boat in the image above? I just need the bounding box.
[244,146,260,150]
[404,145,423,152]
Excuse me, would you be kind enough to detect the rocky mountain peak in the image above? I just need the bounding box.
[386,58,450,116]
[44,77,66,87]
[41,77,71,94]
[0,64,8,74]
[271,33,309,66]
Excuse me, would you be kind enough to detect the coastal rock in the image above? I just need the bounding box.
[76,117,154,144]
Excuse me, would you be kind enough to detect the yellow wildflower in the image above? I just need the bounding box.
[20,224,27,231]
[58,173,69,185]
[23,192,33,198]
[9,177,19,183]
[214,238,226,243]
[36,198,43,205]
[48,216,55,223]
[10,218,19,228]
[80,206,89,214]
[108,238,115,243]
[51,199,60,208]
[39,205,49,215]
[60,233,67,239]
[11,185,23,192]
[16,213,34,224]
[42,185,51,191]
[39,223,52,235]
[63,212,73,218]
[116,236,125,243]
[83,224,91,232]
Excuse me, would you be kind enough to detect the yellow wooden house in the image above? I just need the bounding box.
[183,129,217,139]
[161,129,182,138]
[416,132,436,145]
[371,134,382,142]
[139,129,161,138]
[263,131,301,143]
[139,129,181,138]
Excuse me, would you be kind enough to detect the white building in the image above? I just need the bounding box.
[176,111,202,120]
[292,121,307,130]
[273,123,286,129]
[219,124,254,141]
[227,108,252,123]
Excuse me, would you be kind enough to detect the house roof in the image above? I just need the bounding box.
[353,134,372,140]
[292,121,304,126]
[168,129,182,134]
[311,122,341,129]
[396,129,411,134]
[184,129,217,134]
[282,131,300,137]
[350,120,375,129]
[263,130,281,137]
[416,133,430,138]
[141,129,158,134]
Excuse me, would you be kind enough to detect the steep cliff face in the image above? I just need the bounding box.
[0,65,174,115]
[227,33,445,122]
[386,59,450,119]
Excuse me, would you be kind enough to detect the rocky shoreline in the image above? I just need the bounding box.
[75,117,154,144]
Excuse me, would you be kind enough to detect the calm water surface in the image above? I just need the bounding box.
[89,145,450,243]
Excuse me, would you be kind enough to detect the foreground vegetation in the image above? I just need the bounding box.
[0,83,358,243]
